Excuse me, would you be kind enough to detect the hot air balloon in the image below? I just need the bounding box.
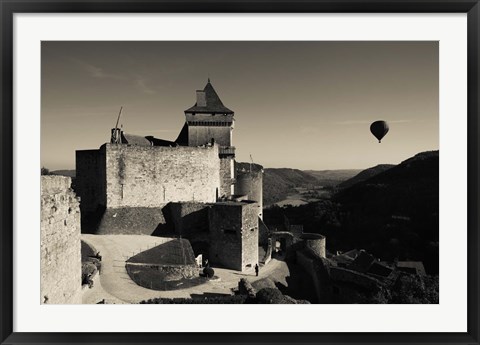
[370,120,389,143]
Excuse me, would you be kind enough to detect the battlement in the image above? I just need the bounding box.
[41,175,73,195]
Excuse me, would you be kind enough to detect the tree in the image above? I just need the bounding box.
[390,273,439,304]
[41,167,50,175]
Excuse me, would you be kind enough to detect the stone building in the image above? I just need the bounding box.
[209,201,259,271]
[76,80,263,271]
[181,79,236,199]
[76,143,220,233]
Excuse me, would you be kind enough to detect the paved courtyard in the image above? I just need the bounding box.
[81,234,289,304]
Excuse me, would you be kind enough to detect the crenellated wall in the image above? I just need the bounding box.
[41,176,82,304]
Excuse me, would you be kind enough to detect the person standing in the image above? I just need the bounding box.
[255,264,259,277]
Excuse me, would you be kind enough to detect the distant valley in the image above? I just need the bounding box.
[263,168,361,206]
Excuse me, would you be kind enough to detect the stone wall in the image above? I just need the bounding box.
[126,263,198,290]
[76,143,222,234]
[41,176,82,304]
[219,157,234,198]
[170,202,210,236]
[105,144,220,207]
[241,202,259,270]
[209,201,258,271]
[329,266,382,290]
[258,218,270,246]
[209,203,242,270]
[296,250,330,303]
[76,147,106,216]
[96,206,169,235]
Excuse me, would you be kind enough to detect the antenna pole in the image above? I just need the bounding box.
[114,106,123,144]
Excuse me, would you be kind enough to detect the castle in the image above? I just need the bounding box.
[76,80,264,271]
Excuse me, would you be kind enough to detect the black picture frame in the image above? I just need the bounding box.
[1,1,479,344]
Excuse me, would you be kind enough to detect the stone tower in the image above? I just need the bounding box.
[184,80,235,199]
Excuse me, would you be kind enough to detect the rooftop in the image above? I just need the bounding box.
[185,80,234,115]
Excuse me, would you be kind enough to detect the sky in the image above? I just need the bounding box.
[41,41,438,171]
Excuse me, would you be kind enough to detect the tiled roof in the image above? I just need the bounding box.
[145,136,177,147]
[185,81,234,114]
[121,133,152,146]
[175,122,189,145]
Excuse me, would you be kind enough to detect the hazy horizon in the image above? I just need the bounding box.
[42,41,439,171]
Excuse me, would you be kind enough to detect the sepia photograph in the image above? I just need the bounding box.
[40,41,439,305]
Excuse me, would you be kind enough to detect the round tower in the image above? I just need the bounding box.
[234,164,263,219]
[301,233,326,259]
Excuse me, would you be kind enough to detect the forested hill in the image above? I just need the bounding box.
[332,150,439,272]
[335,150,439,212]
[338,164,394,189]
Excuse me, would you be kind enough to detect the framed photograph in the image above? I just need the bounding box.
[1,1,479,344]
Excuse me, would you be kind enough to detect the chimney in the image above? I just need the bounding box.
[196,90,206,107]
[111,128,123,144]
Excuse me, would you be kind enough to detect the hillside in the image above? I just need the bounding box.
[50,169,76,178]
[305,169,361,187]
[333,151,439,272]
[263,168,319,206]
[264,168,318,186]
[264,150,439,274]
[338,164,394,189]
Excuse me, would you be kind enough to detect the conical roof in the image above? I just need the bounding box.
[185,80,234,114]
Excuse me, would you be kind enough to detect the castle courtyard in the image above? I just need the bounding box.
[81,234,289,304]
